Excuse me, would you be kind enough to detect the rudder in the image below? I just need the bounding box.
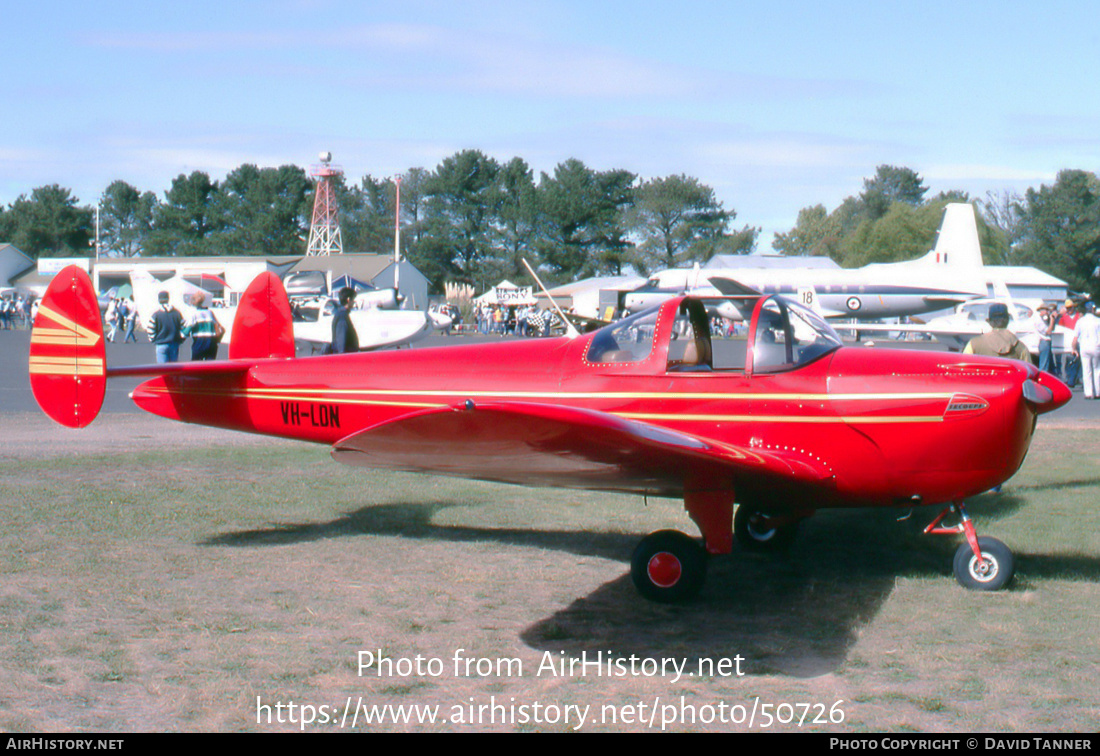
[29,266,106,428]
[931,203,984,269]
[228,271,296,360]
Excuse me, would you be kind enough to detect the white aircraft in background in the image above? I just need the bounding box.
[921,298,1071,355]
[624,203,988,321]
[290,296,434,352]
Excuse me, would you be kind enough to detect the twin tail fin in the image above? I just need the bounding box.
[30,265,296,428]
[28,267,107,428]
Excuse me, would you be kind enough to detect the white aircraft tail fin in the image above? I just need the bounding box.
[900,203,987,300]
[928,203,984,269]
[128,268,159,289]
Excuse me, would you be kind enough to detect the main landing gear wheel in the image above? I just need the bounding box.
[631,530,707,603]
[953,537,1014,591]
[734,506,798,551]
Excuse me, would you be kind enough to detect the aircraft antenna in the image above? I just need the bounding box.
[306,151,344,256]
[522,258,579,338]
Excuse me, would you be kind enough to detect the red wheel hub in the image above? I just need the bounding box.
[647,552,682,588]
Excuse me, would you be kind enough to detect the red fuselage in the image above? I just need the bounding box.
[130,298,1068,511]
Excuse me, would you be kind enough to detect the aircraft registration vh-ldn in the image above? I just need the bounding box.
[29,264,1071,602]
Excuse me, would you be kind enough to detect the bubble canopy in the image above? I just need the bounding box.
[584,294,843,375]
[748,295,844,375]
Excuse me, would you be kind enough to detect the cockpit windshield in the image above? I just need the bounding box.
[585,295,841,374]
[751,296,843,374]
[585,306,660,364]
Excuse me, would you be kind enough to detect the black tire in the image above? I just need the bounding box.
[734,506,798,551]
[953,537,1014,591]
[630,530,707,603]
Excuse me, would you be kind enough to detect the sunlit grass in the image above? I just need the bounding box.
[0,425,1096,731]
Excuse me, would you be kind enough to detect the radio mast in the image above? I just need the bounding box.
[306,151,344,256]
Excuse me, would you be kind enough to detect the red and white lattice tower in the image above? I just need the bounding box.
[306,151,344,256]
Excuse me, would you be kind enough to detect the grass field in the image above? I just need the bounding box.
[1,415,1098,732]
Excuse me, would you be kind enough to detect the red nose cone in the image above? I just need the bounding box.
[1035,370,1072,414]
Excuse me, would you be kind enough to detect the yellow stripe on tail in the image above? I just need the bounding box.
[29,266,107,428]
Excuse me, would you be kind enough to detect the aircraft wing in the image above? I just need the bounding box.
[832,322,980,336]
[561,311,611,333]
[707,276,761,298]
[330,401,834,497]
[922,294,976,307]
[707,277,844,318]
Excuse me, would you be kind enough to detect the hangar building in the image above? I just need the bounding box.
[38,254,429,310]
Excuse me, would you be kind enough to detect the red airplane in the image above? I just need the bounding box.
[30,265,1071,602]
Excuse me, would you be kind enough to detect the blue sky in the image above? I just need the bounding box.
[3,0,1099,248]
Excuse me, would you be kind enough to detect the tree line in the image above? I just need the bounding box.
[1,154,1097,298]
[0,151,754,291]
[773,165,1099,299]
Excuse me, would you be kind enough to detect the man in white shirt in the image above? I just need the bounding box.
[1072,302,1100,399]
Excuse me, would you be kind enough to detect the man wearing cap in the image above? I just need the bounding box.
[151,291,185,363]
[1072,301,1100,399]
[1031,303,1056,373]
[963,302,1033,364]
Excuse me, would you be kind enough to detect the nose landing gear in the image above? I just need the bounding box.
[926,502,1015,591]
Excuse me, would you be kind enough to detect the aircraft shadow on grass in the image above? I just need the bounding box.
[202,497,1100,678]
[1009,476,1100,493]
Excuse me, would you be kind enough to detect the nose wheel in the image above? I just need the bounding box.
[953,536,1014,591]
[631,530,707,603]
[926,502,1015,591]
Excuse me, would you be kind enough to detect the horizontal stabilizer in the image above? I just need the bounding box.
[707,277,762,298]
[331,401,834,496]
[923,295,975,306]
[106,359,255,380]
